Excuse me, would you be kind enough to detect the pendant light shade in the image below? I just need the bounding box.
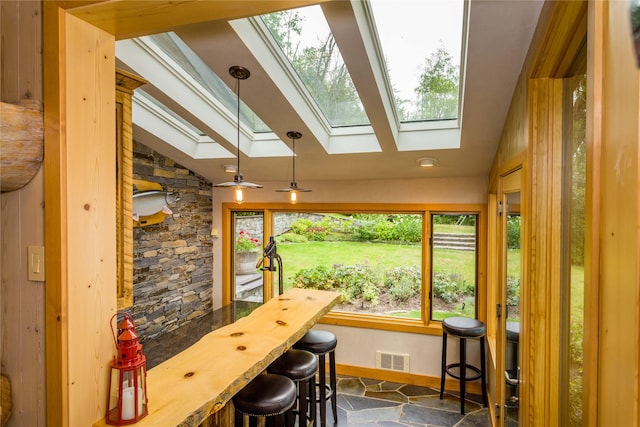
[276,131,311,204]
[214,66,262,203]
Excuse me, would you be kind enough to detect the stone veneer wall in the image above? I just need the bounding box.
[236,213,326,242]
[130,142,213,341]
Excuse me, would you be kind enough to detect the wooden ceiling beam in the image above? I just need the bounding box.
[62,0,333,40]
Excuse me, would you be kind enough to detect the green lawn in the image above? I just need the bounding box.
[276,240,478,319]
[276,241,477,289]
[433,223,476,234]
[277,241,421,288]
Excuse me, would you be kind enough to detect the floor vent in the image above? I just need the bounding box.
[375,351,410,372]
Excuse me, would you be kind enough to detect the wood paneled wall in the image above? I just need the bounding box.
[0,170,46,426]
[489,0,640,426]
[595,1,640,424]
[0,1,42,102]
[0,1,46,426]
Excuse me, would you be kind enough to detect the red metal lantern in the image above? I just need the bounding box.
[106,312,148,425]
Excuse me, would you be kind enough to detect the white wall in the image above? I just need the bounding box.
[211,175,487,378]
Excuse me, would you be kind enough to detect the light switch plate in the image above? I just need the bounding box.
[28,245,45,282]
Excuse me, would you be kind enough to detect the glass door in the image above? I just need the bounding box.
[503,190,521,424]
[499,168,522,426]
[232,211,264,302]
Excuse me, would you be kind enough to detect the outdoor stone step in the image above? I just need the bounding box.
[236,273,263,301]
[432,232,476,250]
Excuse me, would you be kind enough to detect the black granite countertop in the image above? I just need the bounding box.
[142,301,262,369]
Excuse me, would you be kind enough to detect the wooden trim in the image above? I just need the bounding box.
[524,77,565,426]
[43,4,68,425]
[62,0,331,40]
[115,69,146,309]
[594,1,640,424]
[44,5,116,425]
[582,3,602,425]
[526,1,588,79]
[485,193,498,376]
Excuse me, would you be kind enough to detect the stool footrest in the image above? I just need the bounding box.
[444,363,482,382]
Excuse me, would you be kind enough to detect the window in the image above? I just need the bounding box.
[225,204,485,333]
[560,48,586,426]
[430,213,479,321]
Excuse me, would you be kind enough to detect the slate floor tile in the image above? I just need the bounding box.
[305,376,491,427]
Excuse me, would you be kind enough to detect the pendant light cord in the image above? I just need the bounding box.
[292,137,296,184]
[236,78,241,178]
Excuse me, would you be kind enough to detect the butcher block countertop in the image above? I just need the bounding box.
[94,288,341,427]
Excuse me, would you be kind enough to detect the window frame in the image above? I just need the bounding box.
[222,202,486,335]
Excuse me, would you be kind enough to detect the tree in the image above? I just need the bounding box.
[262,10,367,125]
[261,10,303,58]
[413,45,459,120]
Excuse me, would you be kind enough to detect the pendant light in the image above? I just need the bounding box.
[276,131,311,204]
[214,66,262,203]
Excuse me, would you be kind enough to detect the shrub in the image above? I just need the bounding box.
[392,215,422,243]
[349,219,378,241]
[375,220,396,241]
[385,266,421,302]
[294,265,336,290]
[276,233,308,243]
[507,216,521,249]
[432,272,470,303]
[293,263,380,305]
[290,218,313,234]
[305,226,327,241]
[506,275,520,307]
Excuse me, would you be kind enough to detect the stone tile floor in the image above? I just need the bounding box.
[326,375,491,426]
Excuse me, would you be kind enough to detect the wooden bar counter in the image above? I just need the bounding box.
[94,289,341,427]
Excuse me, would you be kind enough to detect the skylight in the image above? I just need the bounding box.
[149,32,271,133]
[369,0,464,123]
[261,5,370,128]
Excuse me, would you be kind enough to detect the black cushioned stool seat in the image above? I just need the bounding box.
[268,349,318,427]
[232,373,296,427]
[293,330,337,427]
[439,317,488,414]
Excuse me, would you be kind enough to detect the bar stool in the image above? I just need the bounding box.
[268,349,317,426]
[233,373,296,427]
[293,330,337,427]
[505,321,520,409]
[439,317,488,414]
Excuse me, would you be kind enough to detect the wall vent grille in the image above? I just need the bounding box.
[375,351,410,372]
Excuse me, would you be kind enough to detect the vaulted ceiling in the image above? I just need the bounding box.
[116,1,543,185]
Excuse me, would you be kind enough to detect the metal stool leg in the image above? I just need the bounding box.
[298,378,308,426]
[309,371,317,425]
[440,331,447,399]
[329,349,337,423]
[460,337,467,414]
[318,353,327,427]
